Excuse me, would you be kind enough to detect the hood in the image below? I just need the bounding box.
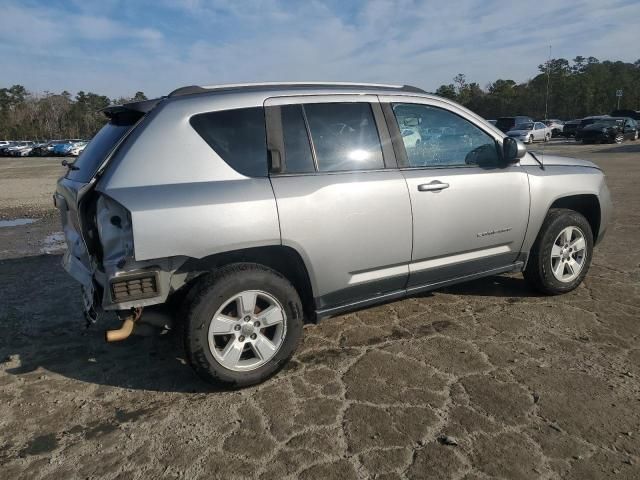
[535,154,600,170]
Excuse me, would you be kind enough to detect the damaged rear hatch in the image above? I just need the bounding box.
[54,99,160,317]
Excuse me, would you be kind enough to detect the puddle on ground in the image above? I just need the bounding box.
[41,232,66,254]
[0,218,37,228]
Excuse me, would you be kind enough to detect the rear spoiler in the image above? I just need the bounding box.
[101,98,164,122]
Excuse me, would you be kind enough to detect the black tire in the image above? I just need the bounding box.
[524,208,593,295]
[614,133,624,144]
[184,263,304,388]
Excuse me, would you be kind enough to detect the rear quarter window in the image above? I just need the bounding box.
[190,107,268,177]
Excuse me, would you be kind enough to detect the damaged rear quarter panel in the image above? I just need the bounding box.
[95,93,281,263]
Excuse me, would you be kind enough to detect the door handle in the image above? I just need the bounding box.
[417,181,449,192]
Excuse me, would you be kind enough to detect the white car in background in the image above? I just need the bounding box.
[542,119,564,136]
[68,142,88,156]
[507,121,551,144]
[6,141,36,156]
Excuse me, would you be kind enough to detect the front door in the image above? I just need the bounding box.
[265,95,413,311]
[380,97,530,289]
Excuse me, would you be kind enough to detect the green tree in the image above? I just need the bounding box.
[435,84,457,100]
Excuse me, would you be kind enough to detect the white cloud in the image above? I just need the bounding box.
[1,0,639,98]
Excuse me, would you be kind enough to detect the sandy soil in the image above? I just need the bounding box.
[0,144,639,479]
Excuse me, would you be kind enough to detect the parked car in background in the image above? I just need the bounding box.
[542,119,564,136]
[576,117,638,144]
[52,140,85,156]
[561,119,581,138]
[29,142,52,156]
[506,121,551,143]
[495,116,534,133]
[0,141,19,156]
[4,141,35,156]
[68,141,88,156]
[611,109,640,121]
[11,142,42,156]
[486,119,497,126]
[40,139,81,156]
[55,82,612,387]
[53,143,73,156]
[577,116,610,134]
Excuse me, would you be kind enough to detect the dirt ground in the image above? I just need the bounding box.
[1,143,639,479]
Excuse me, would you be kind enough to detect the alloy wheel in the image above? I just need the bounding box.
[208,290,287,372]
[550,226,587,283]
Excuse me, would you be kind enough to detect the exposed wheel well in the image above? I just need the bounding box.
[178,246,316,322]
[549,194,600,242]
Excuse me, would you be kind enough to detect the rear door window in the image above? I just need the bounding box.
[190,107,268,177]
[304,103,384,172]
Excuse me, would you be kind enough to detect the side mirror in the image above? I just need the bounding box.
[502,137,526,164]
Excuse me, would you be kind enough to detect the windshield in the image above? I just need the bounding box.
[513,123,533,130]
[65,120,138,182]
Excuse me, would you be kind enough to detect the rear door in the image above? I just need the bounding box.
[265,95,412,312]
[379,95,530,290]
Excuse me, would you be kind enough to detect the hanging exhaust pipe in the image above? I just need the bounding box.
[105,307,143,342]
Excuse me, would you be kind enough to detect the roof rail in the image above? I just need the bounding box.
[168,82,426,97]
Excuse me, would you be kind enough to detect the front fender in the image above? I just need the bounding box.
[522,165,609,252]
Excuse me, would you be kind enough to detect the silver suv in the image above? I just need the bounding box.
[55,82,612,387]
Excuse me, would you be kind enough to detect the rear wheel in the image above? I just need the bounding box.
[633,130,639,141]
[614,133,624,144]
[184,263,304,387]
[524,209,593,295]
[527,134,534,144]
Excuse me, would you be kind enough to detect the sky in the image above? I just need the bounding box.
[1,0,639,99]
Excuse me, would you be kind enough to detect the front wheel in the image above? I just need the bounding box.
[614,133,624,144]
[184,263,304,387]
[527,135,534,144]
[524,209,593,295]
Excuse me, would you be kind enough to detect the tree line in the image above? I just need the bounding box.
[435,56,640,120]
[0,87,147,140]
[1,56,639,140]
